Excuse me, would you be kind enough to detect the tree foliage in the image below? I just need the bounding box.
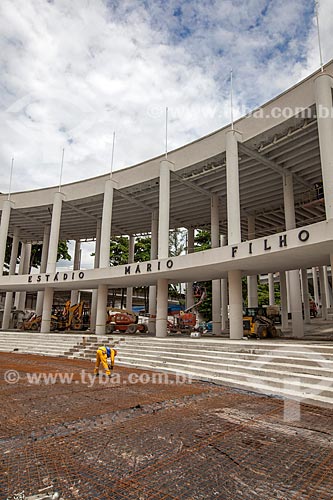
[108,236,152,266]
[109,236,131,266]
[4,237,71,272]
[193,229,212,320]
[134,237,151,262]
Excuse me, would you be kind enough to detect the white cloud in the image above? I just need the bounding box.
[0,0,332,196]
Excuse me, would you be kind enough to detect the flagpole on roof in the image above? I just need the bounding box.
[230,68,234,130]
[110,131,116,178]
[315,1,324,72]
[58,148,65,192]
[7,157,14,200]
[165,107,168,159]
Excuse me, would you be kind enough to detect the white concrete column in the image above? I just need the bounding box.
[70,239,81,305]
[17,242,32,311]
[14,243,26,310]
[283,173,303,337]
[99,179,114,268]
[46,192,64,273]
[221,278,228,331]
[212,280,221,335]
[330,259,333,306]
[283,174,296,228]
[226,129,243,339]
[301,268,311,324]
[226,130,242,245]
[220,235,228,331]
[156,160,172,337]
[312,267,320,308]
[90,220,101,332]
[156,278,168,338]
[247,275,258,308]
[96,179,114,334]
[40,287,54,334]
[286,274,291,314]
[247,215,258,308]
[148,211,158,333]
[314,73,333,220]
[185,227,195,310]
[211,194,221,335]
[158,160,173,259]
[2,229,19,329]
[0,200,12,274]
[36,225,51,316]
[268,273,275,306]
[323,266,332,309]
[228,270,243,339]
[41,191,64,333]
[279,271,288,331]
[288,270,303,337]
[126,235,135,310]
[95,284,108,335]
[318,266,328,320]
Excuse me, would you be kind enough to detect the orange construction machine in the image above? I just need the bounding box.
[168,284,206,334]
[105,308,148,334]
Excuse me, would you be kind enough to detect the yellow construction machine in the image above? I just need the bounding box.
[57,301,90,331]
[21,301,90,332]
[21,312,58,332]
[243,307,278,339]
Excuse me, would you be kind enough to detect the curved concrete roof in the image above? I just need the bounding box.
[1,61,332,242]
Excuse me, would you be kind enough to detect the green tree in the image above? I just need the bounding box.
[169,228,187,301]
[193,229,212,320]
[109,236,130,266]
[4,238,71,273]
[134,237,151,262]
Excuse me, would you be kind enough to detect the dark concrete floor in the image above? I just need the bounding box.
[1,353,333,499]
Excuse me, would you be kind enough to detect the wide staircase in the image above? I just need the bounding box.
[1,332,333,407]
[108,336,333,407]
[0,332,115,357]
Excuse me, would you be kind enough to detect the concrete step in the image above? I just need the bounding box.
[116,362,333,406]
[115,353,333,385]
[114,345,333,366]
[115,357,333,400]
[111,336,333,348]
[113,350,333,376]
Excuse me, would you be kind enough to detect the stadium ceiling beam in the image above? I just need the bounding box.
[66,202,98,222]
[238,143,311,189]
[171,171,212,199]
[115,189,155,214]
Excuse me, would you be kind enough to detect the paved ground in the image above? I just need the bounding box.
[1,353,333,500]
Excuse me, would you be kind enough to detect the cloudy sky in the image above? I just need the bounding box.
[0,0,332,268]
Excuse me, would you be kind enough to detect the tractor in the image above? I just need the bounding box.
[243,307,278,339]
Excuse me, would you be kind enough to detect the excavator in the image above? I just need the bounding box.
[56,301,90,331]
[167,284,206,334]
[105,307,148,334]
[21,301,90,332]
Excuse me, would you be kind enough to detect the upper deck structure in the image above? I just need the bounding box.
[1,62,333,338]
